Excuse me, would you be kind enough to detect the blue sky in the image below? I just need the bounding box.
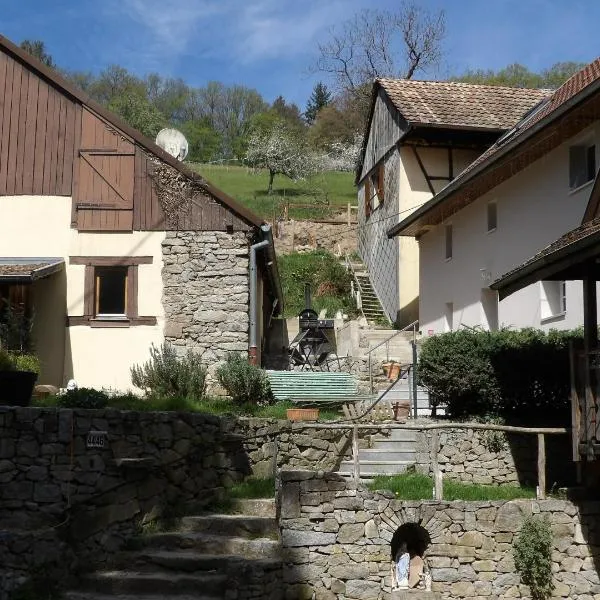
[1,0,598,108]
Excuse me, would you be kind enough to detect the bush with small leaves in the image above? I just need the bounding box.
[216,353,273,406]
[131,343,207,400]
[513,516,554,600]
[57,388,110,409]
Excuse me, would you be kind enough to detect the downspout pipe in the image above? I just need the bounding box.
[249,237,269,365]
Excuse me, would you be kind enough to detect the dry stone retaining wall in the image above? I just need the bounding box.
[0,406,249,598]
[279,470,600,600]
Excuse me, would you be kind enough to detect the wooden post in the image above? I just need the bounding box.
[431,429,443,500]
[537,433,546,500]
[347,202,351,226]
[352,425,360,484]
[569,341,581,462]
[583,274,597,456]
[290,220,295,252]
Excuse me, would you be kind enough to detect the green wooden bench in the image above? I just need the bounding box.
[266,371,375,406]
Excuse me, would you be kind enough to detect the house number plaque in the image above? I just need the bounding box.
[86,431,108,448]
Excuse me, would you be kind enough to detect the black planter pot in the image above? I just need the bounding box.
[0,370,37,407]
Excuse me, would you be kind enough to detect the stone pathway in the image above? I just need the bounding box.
[65,499,282,600]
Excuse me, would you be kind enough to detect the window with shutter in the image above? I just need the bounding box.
[364,162,385,219]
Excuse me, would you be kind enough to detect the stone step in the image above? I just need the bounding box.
[229,498,276,518]
[371,429,417,442]
[178,515,278,538]
[125,550,281,573]
[140,531,281,559]
[356,449,416,462]
[338,460,415,475]
[78,571,227,596]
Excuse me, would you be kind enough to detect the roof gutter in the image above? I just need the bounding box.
[387,77,600,238]
[248,224,283,365]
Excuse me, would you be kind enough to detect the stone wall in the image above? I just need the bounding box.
[414,428,574,488]
[162,231,250,372]
[233,418,356,476]
[0,406,249,598]
[279,470,600,599]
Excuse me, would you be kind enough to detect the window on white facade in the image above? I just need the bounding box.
[487,201,497,232]
[444,302,453,332]
[481,288,499,331]
[569,144,596,189]
[540,280,566,320]
[445,224,453,260]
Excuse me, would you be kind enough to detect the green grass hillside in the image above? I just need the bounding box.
[188,163,356,220]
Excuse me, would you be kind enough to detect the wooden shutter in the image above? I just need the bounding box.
[377,163,385,204]
[74,108,135,231]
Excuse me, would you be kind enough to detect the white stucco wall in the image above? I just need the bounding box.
[418,123,600,334]
[0,196,165,390]
[395,146,482,326]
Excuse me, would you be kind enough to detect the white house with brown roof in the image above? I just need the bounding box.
[356,78,547,327]
[388,59,600,334]
[0,34,283,390]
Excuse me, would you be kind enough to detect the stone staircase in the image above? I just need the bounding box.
[65,499,281,600]
[338,428,418,478]
[346,258,389,325]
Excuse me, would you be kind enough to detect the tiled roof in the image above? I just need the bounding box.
[0,258,64,281]
[378,78,549,130]
[455,58,600,180]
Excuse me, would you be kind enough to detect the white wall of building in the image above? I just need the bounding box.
[419,123,599,334]
[0,195,165,390]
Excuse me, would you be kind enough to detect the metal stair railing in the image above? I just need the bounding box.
[367,320,419,417]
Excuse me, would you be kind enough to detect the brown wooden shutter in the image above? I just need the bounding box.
[74,108,135,231]
[377,163,385,204]
[365,177,371,219]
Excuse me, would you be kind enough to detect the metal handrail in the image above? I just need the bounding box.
[367,320,418,394]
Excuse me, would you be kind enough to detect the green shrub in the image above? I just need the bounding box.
[11,353,40,374]
[56,388,110,409]
[0,350,40,373]
[131,343,207,400]
[418,328,580,423]
[0,348,14,370]
[216,353,273,405]
[513,516,554,600]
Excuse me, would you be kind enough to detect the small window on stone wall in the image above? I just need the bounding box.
[391,523,432,591]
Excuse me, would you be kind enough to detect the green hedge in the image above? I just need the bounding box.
[418,328,581,424]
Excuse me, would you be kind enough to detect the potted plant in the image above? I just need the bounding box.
[0,349,40,407]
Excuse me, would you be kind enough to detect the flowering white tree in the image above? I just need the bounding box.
[320,132,363,172]
[245,122,316,193]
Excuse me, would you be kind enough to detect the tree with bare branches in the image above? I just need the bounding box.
[312,2,446,111]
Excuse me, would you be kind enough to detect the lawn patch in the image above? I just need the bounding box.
[368,472,536,501]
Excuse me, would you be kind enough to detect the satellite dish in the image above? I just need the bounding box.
[155,128,189,161]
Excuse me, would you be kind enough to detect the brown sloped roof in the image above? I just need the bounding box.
[0,34,263,230]
[0,258,64,282]
[378,78,549,130]
[388,58,600,238]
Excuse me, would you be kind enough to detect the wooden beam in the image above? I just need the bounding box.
[570,340,582,462]
[431,429,443,500]
[411,146,435,195]
[583,274,598,353]
[537,433,546,500]
[352,425,360,484]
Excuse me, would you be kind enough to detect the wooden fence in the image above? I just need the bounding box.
[288,422,570,500]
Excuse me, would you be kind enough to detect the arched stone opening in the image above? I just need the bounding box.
[391,522,431,560]
[391,522,432,590]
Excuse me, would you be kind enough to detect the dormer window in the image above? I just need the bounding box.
[569,143,596,190]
